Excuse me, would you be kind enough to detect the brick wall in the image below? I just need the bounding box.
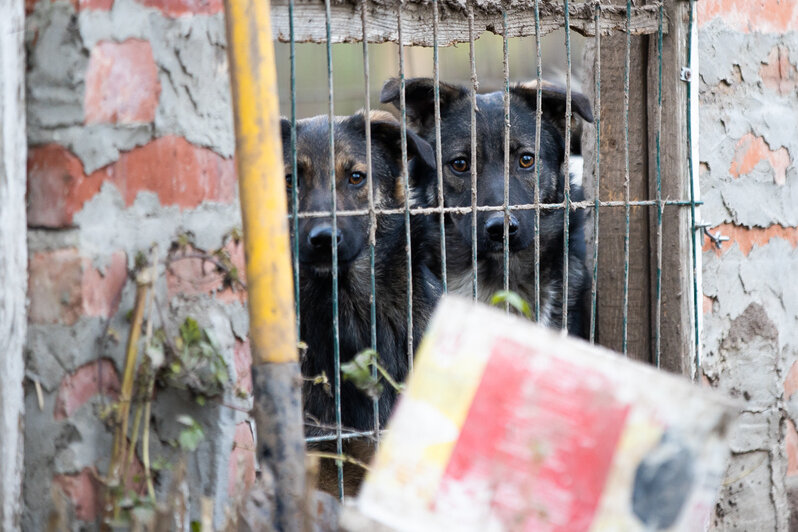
[698,2,798,530]
[23,0,254,528]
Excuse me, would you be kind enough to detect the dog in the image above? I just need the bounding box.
[280,110,441,494]
[381,78,593,338]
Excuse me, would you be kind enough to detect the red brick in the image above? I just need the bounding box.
[53,468,102,521]
[760,45,798,96]
[28,138,236,227]
[786,361,798,401]
[54,359,120,420]
[135,0,223,17]
[29,248,129,324]
[26,0,112,14]
[228,422,256,497]
[79,0,113,9]
[788,419,798,477]
[702,223,798,256]
[84,40,160,125]
[215,240,247,304]
[166,240,246,302]
[95,136,236,208]
[28,248,84,325]
[82,251,128,318]
[233,339,253,395]
[27,144,100,228]
[698,0,798,33]
[729,133,790,185]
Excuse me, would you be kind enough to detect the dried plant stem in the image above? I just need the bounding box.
[108,247,157,520]
[140,246,159,501]
[142,400,155,499]
[306,451,371,472]
[108,277,149,520]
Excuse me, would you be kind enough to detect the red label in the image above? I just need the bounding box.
[437,339,629,531]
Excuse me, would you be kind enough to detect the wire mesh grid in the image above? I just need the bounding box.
[276,0,700,500]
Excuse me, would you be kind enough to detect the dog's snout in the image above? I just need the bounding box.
[308,224,342,250]
[485,214,519,242]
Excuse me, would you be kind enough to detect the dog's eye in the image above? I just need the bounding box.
[519,153,535,169]
[450,158,469,173]
[348,171,366,187]
[285,174,294,192]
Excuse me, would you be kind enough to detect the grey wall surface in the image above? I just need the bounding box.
[698,5,798,531]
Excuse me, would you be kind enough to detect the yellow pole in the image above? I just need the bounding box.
[224,1,305,529]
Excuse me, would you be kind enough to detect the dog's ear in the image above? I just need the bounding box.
[380,77,467,134]
[350,110,436,178]
[280,118,292,151]
[511,81,594,139]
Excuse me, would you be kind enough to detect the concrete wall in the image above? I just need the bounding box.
[21,0,798,529]
[23,0,255,528]
[697,2,798,530]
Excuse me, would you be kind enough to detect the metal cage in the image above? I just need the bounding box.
[271,0,701,500]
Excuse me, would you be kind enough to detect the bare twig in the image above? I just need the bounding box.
[164,252,247,291]
[306,451,372,472]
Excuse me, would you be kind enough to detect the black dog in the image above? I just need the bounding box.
[381,78,593,338]
[280,111,440,492]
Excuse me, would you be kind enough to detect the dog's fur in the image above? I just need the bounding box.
[381,78,593,338]
[281,111,441,493]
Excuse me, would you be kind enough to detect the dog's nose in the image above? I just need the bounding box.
[308,224,342,250]
[485,213,519,242]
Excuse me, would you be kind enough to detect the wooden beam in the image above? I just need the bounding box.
[581,10,652,362]
[0,0,27,528]
[271,1,667,46]
[647,0,694,375]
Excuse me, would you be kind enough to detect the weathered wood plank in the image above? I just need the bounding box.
[0,0,27,528]
[581,11,652,362]
[271,1,667,46]
[646,0,694,375]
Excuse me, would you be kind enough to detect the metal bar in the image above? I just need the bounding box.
[398,1,415,369]
[533,0,542,322]
[433,0,448,292]
[306,429,383,443]
[622,0,631,356]
[361,0,380,442]
[686,0,702,380]
[654,4,663,368]
[322,0,344,499]
[288,199,701,219]
[223,0,304,527]
[289,0,300,339]
[562,0,572,331]
[502,10,511,313]
[590,0,601,344]
[468,3,479,300]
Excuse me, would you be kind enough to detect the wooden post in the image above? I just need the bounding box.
[583,0,695,371]
[0,0,27,528]
[581,7,653,363]
[224,0,306,529]
[647,0,695,375]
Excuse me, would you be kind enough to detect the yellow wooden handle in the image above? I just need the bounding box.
[225,0,297,364]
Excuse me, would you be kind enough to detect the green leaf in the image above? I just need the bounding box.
[341,349,383,398]
[178,420,205,452]
[490,290,532,319]
[179,317,203,346]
